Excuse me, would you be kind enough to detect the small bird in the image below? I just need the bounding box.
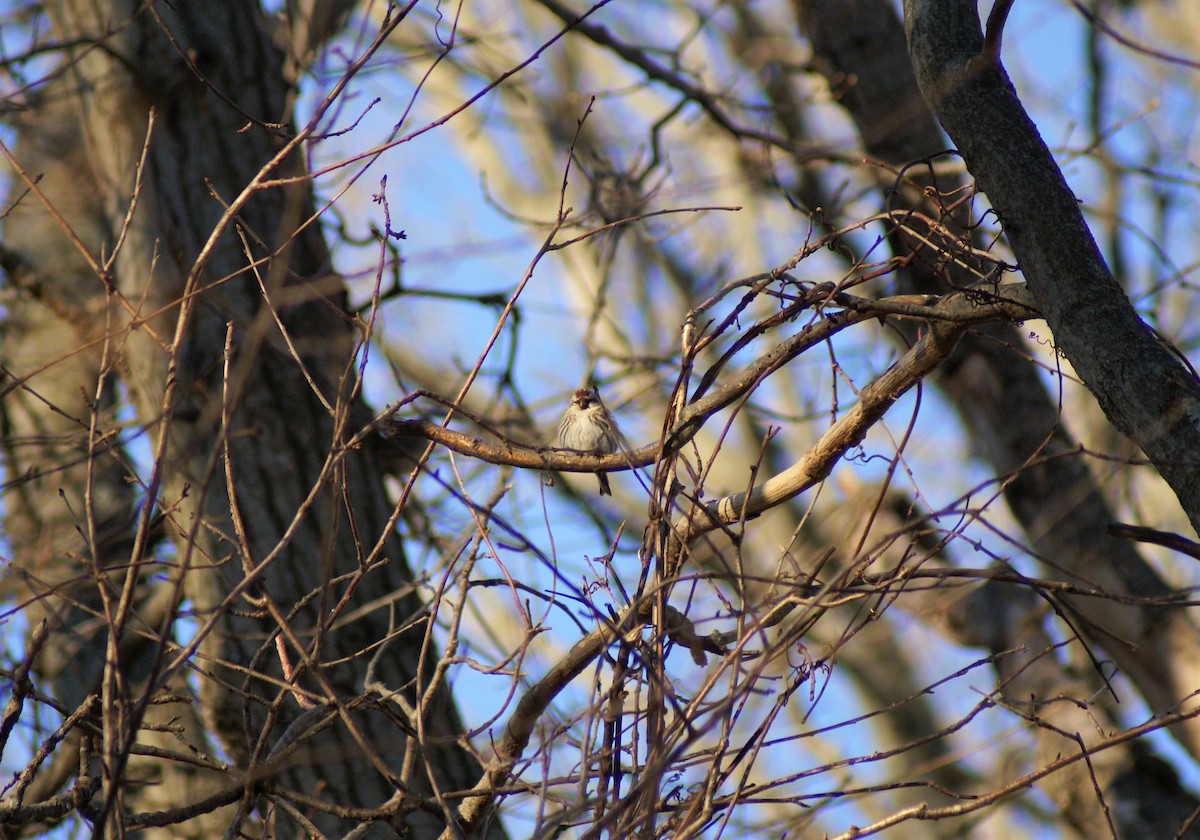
[556,387,619,495]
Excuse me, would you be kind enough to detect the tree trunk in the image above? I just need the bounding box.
[799,1,1200,833]
[1,2,501,836]
[903,0,1200,528]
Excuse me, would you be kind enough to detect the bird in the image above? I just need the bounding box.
[556,387,619,495]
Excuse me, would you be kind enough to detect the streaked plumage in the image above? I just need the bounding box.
[556,387,619,495]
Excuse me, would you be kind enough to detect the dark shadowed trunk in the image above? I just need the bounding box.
[1,2,502,836]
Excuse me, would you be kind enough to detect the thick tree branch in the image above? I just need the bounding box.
[408,283,1035,832]
[903,0,1200,534]
[670,312,968,575]
[802,0,1200,792]
[383,284,1037,478]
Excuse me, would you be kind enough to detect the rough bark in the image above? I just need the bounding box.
[1,2,501,837]
[902,0,1200,529]
[799,0,1200,832]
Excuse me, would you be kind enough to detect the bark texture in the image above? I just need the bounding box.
[800,0,1200,833]
[1,2,500,837]
[903,0,1200,528]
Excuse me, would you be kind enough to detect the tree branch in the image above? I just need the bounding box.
[903,0,1200,536]
[382,284,1037,478]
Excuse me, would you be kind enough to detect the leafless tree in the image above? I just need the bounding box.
[3,1,1200,838]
